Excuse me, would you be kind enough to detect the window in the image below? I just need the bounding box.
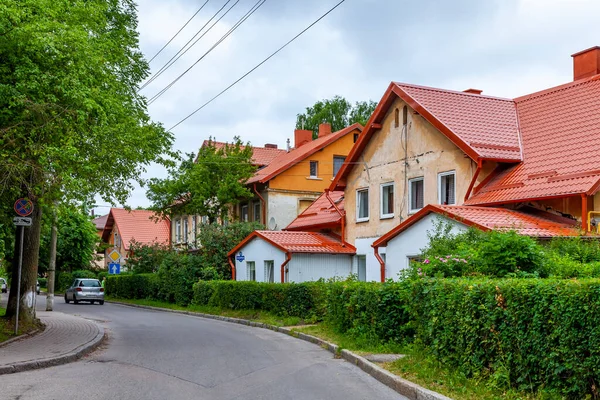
[183,218,189,242]
[357,255,366,282]
[264,260,274,283]
[240,205,249,222]
[408,177,424,213]
[353,133,359,143]
[174,220,181,243]
[247,261,256,281]
[298,199,313,215]
[403,105,408,126]
[114,232,121,248]
[192,216,197,236]
[380,183,394,219]
[356,188,369,222]
[253,202,261,222]
[438,171,456,205]
[309,161,318,178]
[201,215,208,224]
[333,156,346,177]
[394,108,399,128]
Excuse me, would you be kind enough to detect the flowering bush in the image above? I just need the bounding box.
[419,255,471,278]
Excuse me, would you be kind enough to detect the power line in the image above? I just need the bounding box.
[147,0,210,63]
[140,0,235,91]
[168,0,347,131]
[148,0,266,105]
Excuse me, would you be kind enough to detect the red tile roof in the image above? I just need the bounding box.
[228,230,356,256]
[466,75,600,205]
[373,204,580,247]
[201,140,286,167]
[101,208,170,251]
[92,214,108,231]
[248,123,363,184]
[285,191,344,231]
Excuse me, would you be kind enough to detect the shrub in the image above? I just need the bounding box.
[38,277,47,288]
[105,274,159,299]
[126,241,170,274]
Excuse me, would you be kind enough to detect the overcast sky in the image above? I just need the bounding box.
[99,0,600,212]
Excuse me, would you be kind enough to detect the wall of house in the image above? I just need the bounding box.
[170,214,202,248]
[234,238,285,282]
[264,189,321,230]
[268,130,358,192]
[104,225,128,268]
[287,253,353,282]
[384,214,467,280]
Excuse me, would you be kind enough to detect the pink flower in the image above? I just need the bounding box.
[424,259,430,264]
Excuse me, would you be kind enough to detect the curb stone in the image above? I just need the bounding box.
[0,329,40,349]
[108,300,452,400]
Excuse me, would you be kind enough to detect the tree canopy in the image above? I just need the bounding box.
[147,138,256,223]
[295,96,377,136]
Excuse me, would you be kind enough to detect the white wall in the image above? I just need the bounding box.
[354,237,386,282]
[266,191,319,230]
[288,254,353,283]
[385,214,467,278]
[234,237,285,282]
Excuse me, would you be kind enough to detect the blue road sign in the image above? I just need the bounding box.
[109,263,121,274]
[235,252,245,262]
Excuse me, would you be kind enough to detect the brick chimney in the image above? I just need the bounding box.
[318,123,332,138]
[463,88,482,95]
[264,143,278,149]
[294,129,313,148]
[572,46,600,81]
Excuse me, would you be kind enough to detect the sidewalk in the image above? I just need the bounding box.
[0,310,105,375]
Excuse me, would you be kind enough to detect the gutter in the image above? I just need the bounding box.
[373,246,386,283]
[464,159,483,201]
[325,189,346,246]
[229,255,236,280]
[281,252,291,283]
[253,183,267,226]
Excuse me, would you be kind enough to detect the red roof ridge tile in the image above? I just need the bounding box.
[514,73,600,103]
[393,81,514,102]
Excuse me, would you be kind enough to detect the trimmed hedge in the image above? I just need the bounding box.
[106,274,160,299]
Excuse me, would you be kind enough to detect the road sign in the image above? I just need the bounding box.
[13,217,32,226]
[109,263,121,274]
[236,252,245,262]
[108,249,121,262]
[14,198,34,217]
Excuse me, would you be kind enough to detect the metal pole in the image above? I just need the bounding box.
[15,225,24,335]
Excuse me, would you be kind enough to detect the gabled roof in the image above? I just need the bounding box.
[228,230,356,256]
[285,191,344,231]
[373,204,580,247]
[201,140,286,167]
[332,82,522,189]
[466,74,600,205]
[92,214,108,231]
[248,123,363,184]
[101,208,170,251]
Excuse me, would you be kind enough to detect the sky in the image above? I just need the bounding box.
[97,0,600,213]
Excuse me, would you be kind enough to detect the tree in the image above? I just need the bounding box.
[147,138,256,223]
[0,0,173,325]
[296,96,377,136]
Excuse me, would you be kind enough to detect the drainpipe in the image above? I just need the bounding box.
[373,245,385,283]
[253,183,266,226]
[582,193,589,232]
[229,255,236,280]
[281,252,291,283]
[464,159,483,202]
[325,189,345,246]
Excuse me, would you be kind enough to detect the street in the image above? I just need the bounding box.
[1,295,404,400]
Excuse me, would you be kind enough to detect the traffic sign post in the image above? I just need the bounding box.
[13,198,34,335]
[109,263,121,275]
[14,198,33,217]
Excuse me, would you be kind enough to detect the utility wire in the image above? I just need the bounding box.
[147,0,210,63]
[148,0,265,105]
[140,0,235,91]
[168,0,347,131]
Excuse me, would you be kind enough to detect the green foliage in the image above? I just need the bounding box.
[38,277,47,289]
[147,138,256,223]
[126,241,171,274]
[295,96,377,136]
[106,274,159,299]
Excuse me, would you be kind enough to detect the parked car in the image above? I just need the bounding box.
[0,278,7,293]
[64,278,104,305]
[36,280,40,295]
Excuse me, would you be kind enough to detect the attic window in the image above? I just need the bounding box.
[309,161,318,178]
[403,106,408,126]
[394,108,400,128]
[353,133,359,143]
[438,171,456,205]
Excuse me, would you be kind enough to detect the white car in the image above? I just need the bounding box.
[0,278,7,293]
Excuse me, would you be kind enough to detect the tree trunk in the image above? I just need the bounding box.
[46,207,57,311]
[5,201,42,325]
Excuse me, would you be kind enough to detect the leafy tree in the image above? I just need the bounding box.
[296,96,377,136]
[0,0,173,323]
[147,138,256,223]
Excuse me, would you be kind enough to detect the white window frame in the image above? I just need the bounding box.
[183,217,189,242]
[408,177,424,214]
[380,182,394,219]
[264,260,274,283]
[247,261,256,281]
[309,160,318,178]
[174,220,181,243]
[438,170,456,205]
[356,188,369,222]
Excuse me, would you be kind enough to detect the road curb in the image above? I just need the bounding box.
[0,328,41,349]
[109,301,451,400]
[0,317,106,375]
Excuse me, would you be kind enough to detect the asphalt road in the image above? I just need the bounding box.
[2,295,405,400]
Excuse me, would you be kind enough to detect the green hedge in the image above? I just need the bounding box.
[106,274,159,299]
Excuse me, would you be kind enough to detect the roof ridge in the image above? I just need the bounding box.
[394,81,514,102]
[514,74,600,103]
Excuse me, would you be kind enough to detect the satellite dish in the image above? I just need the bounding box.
[268,217,277,230]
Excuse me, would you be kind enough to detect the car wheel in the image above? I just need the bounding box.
[91,300,95,305]
[64,294,70,304]
[73,295,79,304]
[99,300,104,305]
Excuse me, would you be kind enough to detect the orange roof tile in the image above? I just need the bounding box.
[374,204,580,247]
[101,208,170,251]
[228,230,356,256]
[285,191,344,231]
[248,123,363,184]
[466,75,600,205]
[201,140,286,167]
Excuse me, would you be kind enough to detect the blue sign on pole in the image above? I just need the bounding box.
[109,263,121,275]
[235,252,245,262]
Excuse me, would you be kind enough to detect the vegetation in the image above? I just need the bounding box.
[296,96,377,136]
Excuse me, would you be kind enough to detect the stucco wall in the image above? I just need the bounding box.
[265,190,320,230]
[287,253,353,282]
[234,237,285,282]
[353,238,385,282]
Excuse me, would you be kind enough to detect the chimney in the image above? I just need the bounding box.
[463,88,482,95]
[318,123,332,138]
[294,129,312,148]
[572,46,600,81]
[264,143,278,149]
